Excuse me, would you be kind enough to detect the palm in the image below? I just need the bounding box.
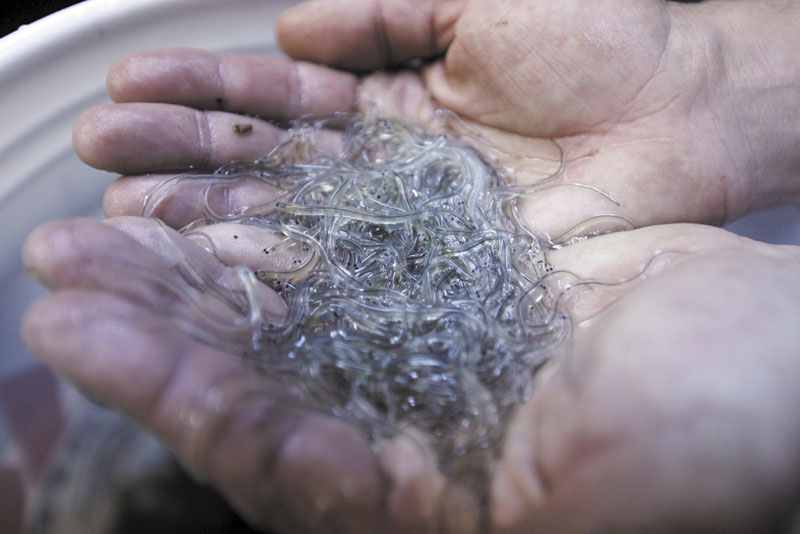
[82,0,760,240]
[23,0,800,532]
[23,217,800,533]
[279,0,754,239]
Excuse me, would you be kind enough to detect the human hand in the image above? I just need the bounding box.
[77,0,800,242]
[24,0,800,532]
[276,0,800,237]
[21,217,800,533]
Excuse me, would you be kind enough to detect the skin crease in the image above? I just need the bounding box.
[19,0,800,532]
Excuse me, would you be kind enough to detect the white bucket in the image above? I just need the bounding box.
[0,0,298,374]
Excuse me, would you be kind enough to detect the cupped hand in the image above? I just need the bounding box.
[78,0,800,241]
[279,0,800,234]
[21,217,800,533]
[24,0,800,532]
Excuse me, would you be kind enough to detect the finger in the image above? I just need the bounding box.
[23,218,194,305]
[21,289,466,532]
[103,174,285,228]
[104,181,319,281]
[545,223,763,325]
[105,216,290,322]
[103,196,314,285]
[277,0,463,70]
[515,129,739,241]
[73,103,289,174]
[99,75,443,229]
[112,216,316,287]
[107,48,358,121]
[180,222,317,284]
[357,70,441,125]
[20,290,385,533]
[23,217,286,323]
[547,223,752,281]
[493,234,800,532]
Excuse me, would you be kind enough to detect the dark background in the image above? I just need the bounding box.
[0,0,705,38]
[1,1,83,37]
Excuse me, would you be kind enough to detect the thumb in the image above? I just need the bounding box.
[277,0,463,71]
[494,229,800,533]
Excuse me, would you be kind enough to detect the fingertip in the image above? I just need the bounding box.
[105,51,159,103]
[21,221,51,273]
[106,53,132,102]
[72,106,100,167]
[20,290,109,371]
[104,50,168,103]
[102,178,126,218]
[275,2,317,60]
[107,48,220,104]
[275,0,391,70]
[72,104,122,171]
[106,53,153,104]
[20,294,52,357]
[21,219,82,289]
[102,176,146,218]
[278,0,460,71]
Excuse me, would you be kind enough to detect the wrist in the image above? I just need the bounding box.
[678,1,800,217]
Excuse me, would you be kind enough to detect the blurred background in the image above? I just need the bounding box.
[1,2,82,37]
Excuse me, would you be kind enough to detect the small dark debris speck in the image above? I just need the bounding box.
[232,123,253,135]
